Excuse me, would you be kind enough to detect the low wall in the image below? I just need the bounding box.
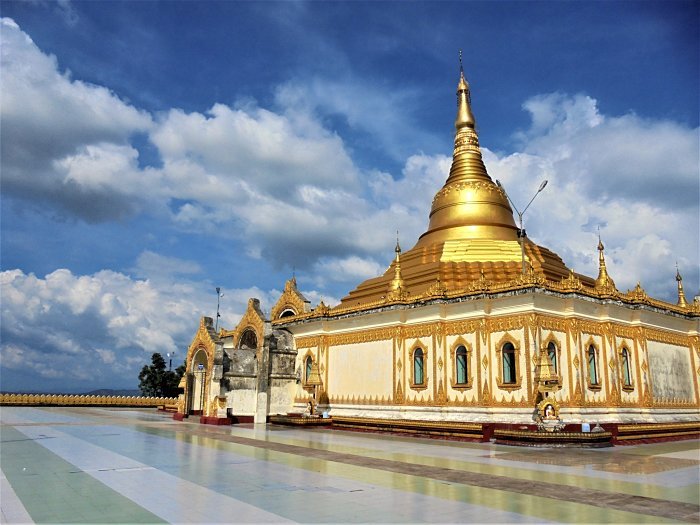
[0,392,176,408]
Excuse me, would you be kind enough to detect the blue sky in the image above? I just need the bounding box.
[1,1,698,393]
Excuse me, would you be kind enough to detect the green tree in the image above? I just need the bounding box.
[138,353,184,397]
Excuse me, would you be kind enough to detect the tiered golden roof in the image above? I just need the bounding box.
[272,63,697,323]
[341,66,586,306]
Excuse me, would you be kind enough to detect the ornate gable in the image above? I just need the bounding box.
[270,277,311,320]
[186,316,219,369]
[227,298,267,349]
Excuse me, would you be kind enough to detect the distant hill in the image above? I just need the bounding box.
[82,388,142,397]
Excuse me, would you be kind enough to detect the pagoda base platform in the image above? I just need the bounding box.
[269,414,332,426]
[494,429,613,447]
[331,416,486,441]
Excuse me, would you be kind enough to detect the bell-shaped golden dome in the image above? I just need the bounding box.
[340,65,580,306]
[416,69,518,247]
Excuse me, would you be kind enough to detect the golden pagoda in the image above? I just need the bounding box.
[341,65,590,305]
[177,61,699,439]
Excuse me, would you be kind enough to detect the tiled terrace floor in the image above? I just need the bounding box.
[1,407,698,523]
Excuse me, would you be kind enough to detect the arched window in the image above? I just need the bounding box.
[305,355,313,383]
[455,345,468,385]
[621,347,632,387]
[279,309,296,318]
[413,348,424,385]
[502,343,516,384]
[547,341,558,374]
[587,345,599,386]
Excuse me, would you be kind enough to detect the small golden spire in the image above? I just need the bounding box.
[676,264,688,307]
[387,233,407,300]
[534,346,559,391]
[306,361,323,387]
[595,233,616,291]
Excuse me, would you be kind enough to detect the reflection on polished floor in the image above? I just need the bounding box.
[1,407,698,524]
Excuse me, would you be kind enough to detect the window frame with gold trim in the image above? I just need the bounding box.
[301,350,315,391]
[618,344,634,391]
[409,341,429,391]
[585,341,602,390]
[495,334,521,390]
[450,339,473,390]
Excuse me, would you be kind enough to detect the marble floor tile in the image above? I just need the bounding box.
[1,407,698,524]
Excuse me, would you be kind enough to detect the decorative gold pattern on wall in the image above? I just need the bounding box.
[329,394,393,405]
[286,309,697,410]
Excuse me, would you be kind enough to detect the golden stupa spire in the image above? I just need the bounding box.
[676,264,688,307]
[415,53,518,247]
[338,58,584,307]
[595,233,616,291]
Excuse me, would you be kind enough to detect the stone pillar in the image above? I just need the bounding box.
[254,322,273,424]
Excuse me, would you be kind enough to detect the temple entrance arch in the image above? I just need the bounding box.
[189,348,208,415]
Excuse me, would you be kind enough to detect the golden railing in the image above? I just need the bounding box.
[0,392,176,408]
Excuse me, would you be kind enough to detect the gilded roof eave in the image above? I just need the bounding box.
[272,272,700,327]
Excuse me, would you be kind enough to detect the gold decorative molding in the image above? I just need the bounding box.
[422,277,448,299]
[270,277,311,320]
[0,393,176,407]
[394,380,404,404]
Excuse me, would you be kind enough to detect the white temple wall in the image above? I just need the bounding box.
[648,341,696,403]
[281,295,699,423]
[269,381,297,415]
[327,340,394,401]
[226,388,256,416]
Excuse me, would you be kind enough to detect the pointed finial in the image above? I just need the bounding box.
[387,231,406,300]
[675,264,688,307]
[595,233,616,291]
[455,51,475,129]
